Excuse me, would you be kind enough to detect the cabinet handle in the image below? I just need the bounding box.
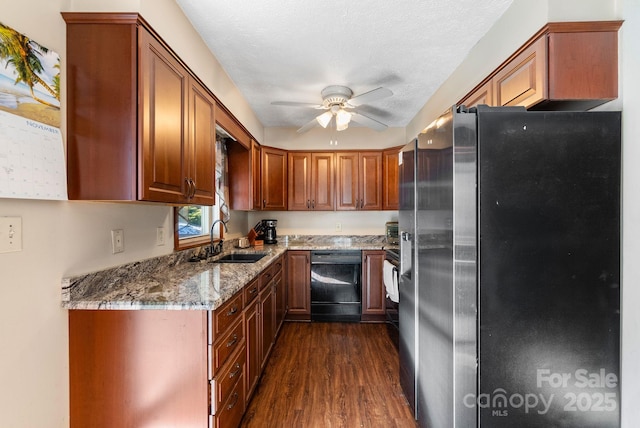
[307,199,310,209]
[312,200,315,209]
[263,199,266,208]
[190,179,196,198]
[249,286,258,295]
[360,199,364,209]
[227,392,240,410]
[184,178,191,198]
[226,333,238,348]
[227,306,238,316]
[229,363,241,379]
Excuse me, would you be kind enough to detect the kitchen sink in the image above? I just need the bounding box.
[211,253,267,263]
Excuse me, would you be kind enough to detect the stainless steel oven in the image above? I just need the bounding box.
[310,250,362,322]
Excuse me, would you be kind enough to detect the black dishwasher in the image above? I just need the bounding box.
[310,250,362,322]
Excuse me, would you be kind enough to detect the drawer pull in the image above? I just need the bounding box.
[227,392,239,410]
[226,334,238,348]
[230,363,241,379]
[227,307,238,316]
[249,287,258,295]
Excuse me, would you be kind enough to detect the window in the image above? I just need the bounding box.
[174,126,231,250]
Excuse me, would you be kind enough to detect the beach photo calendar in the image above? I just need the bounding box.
[0,22,66,200]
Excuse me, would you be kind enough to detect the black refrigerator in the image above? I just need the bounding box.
[398,105,620,428]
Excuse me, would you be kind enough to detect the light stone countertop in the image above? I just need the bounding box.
[62,235,395,311]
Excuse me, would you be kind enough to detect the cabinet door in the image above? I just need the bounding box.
[362,250,386,317]
[139,28,189,203]
[244,298,260,401]
[382,148,400,210]
[187,80,216,205]
[251,141,262,210]
[359,152,382,210]
[261,147,287,210]
[274,270,286,334]
[288,152,311,210]
[286,251,311,319]
[260,285,276,370]
[311,152,335,210]
[336,152,359,210]
[459,79,494,108]
[494,36,547,108]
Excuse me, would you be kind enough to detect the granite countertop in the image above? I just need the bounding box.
[62,235,395,311]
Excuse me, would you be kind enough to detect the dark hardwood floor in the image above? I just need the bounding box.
[241,322,417,427]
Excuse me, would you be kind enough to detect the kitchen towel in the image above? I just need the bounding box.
[383,260,399,303]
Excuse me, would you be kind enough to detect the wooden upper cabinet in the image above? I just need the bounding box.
[287,152,310,210]
[360,152,383,210]
[459,21,622,111]
[261,146,287,210]
[223,103,261,211]
[63,13,215,204]
[382,147,401,210]
[186,79,216,204]
[336,152,382,211]
[494,36,547,108]
[251,141,262,210]
[459,79,494,108]
[288,152,334,211]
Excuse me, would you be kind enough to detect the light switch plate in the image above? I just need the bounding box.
[0,216,22,253]
[111,229,124,254]
[156,227,165,246]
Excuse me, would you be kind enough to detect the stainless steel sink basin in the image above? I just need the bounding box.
[212,253,267,263]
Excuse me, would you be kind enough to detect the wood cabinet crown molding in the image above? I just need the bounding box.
[459,20,623,111]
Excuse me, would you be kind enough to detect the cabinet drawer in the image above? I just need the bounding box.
[211,344,245,415]
[212,318,244,375]
[243,277,260,305]
[214,373,245,428]
[259,266,274,291]
[272,254,284,275]
[213,292,243,338]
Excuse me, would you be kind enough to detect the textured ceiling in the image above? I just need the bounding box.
[176,0,513,130]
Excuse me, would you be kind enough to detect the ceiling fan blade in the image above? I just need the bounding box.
[296,117,320,134]
[271,101,324,108]
[348,87,393,107]
[350,111,388,131]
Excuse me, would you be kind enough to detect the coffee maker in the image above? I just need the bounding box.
[261,219,278,244]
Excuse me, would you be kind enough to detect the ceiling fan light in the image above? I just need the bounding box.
[336,109,352,131]
[316,111,333,128]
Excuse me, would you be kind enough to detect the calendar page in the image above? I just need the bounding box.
[0,21,66,200]
[0,110,67,200]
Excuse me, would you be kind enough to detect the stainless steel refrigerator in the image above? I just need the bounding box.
[398,105,620,428]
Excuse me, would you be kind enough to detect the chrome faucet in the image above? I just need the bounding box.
[209,219,228,256]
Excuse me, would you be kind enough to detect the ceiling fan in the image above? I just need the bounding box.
[271,85,393,133]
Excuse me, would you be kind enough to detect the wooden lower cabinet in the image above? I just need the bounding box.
[69,310,210,428]
[69,256,289,428]
[362,250,386,321]
[244,296,260,401]
[260,284,276,370]
[285,250,311,320]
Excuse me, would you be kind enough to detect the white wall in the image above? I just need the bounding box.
[619,0,640,424]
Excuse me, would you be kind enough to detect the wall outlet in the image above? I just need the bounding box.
[335,222,342,232]
[0,216,22,253]
[156,227,165,246]
[111,229,124,254]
